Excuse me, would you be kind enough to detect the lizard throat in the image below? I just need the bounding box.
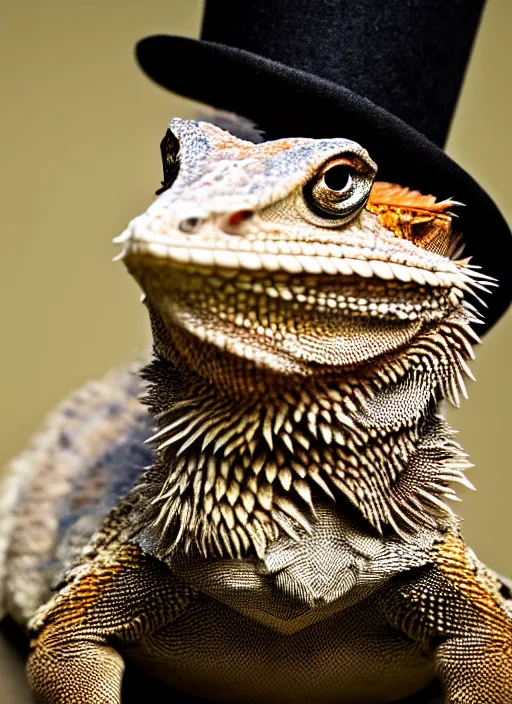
[129,258,473,393]
[133,311,476,560]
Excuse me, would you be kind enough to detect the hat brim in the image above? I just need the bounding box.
[136,35,511,333]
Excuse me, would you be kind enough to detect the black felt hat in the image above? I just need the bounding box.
[136,0,511,333]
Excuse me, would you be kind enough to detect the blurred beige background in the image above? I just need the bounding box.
[0,0,510,575]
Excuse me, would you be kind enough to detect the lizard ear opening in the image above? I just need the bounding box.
[155,128,181,195]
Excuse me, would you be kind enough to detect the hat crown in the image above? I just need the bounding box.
[202,0,485,147]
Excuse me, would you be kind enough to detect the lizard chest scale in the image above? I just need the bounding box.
[129,503,436,702]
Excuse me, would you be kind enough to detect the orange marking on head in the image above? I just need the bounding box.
[200,123,303,160]
[253,138,304,157]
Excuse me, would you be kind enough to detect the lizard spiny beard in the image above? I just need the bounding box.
[134,307,477,559]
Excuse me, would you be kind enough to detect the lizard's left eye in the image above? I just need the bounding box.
[302,155,375,223]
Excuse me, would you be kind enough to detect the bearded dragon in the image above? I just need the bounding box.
[1,118,511,704]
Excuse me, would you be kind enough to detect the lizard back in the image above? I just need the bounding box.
[0,366,153,624]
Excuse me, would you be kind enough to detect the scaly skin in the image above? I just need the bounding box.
[1,119,511,703]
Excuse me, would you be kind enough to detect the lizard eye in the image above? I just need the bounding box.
[155,128,180,195]
[302,155,375,223]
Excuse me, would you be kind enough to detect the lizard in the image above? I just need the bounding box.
[1,117,512,703]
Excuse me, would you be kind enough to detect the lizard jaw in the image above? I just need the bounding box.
[124,250,471,380]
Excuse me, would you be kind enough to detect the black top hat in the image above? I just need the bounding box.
[136,0,511,334]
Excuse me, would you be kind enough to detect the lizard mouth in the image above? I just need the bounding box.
[124,246,473,372]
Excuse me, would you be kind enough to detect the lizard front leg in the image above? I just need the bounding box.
[26,543,194,704]
[27,641,125,704]
[382,533,512,703]
[435,637,512,703]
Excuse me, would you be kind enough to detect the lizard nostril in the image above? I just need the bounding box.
[179,217,203,234]
[227,210,253,228]
[222,210,254,235]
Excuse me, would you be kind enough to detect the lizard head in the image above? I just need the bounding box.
[117,118,488,397]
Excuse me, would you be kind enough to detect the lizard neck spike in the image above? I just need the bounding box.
[137,307,477,559]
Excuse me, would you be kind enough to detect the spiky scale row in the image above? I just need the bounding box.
[136,305,477,560]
